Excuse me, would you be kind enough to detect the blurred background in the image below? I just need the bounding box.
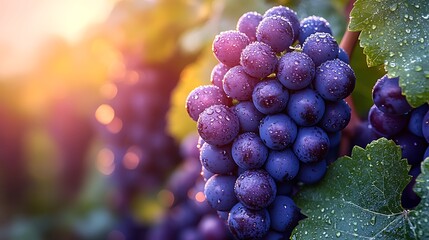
[0,0,383,239]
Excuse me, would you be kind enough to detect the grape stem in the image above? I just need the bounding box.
[339,29,361,156]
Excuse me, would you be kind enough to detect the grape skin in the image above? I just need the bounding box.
[199,142,237,175]
[277,51,315,90]
[232,101,264,133]
[263,5,300,42]
[222,65,260,101]
[256,15,294,53]
[252,79,289,115]
[234,169,277,210]
[259,113,298,150]
[264,149,300,182]
[268,195,300,232]
[236,11,263,42]
[314,59,356,101]
[302,32,339,66]
[299,15,332,44]
[372,74,412,115]
[293,126,330,163]
[286,88,325,127]
[186,85,232,121]
[240,41,278,79]
[232,132,269,170]
[204,174,238,211]
[368,104,408,137]
[227,202,271,240]
[197,104,240,146]
[212,30,250,67]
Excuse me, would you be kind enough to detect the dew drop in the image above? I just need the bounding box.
[371,25,377,30]
[389,3,397,11]
[415,65,422,72]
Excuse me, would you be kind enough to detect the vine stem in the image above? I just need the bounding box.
[339,29,361,156]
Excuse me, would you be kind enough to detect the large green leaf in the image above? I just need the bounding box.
[349,0,429,107]
[291,138,425,239]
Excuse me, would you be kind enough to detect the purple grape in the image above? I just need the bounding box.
[319,99,351,132]
[201,166,215,182]
[232,132,269,170]
[263,5,300,42]
[180,133,200,161]
[293,126,330,163]
[303,32,339,66]
[268,195,300,232]
[211,63,230,88]
[277,51,315,90]
[186,85,232,121]
[236,11,263,42]
[252,79,289,114]
[297,159,327,184]
[199,142,237,175]
[408,104,429,137]
[240,41,278,79]
[424,110,429,142]
[392,131,427,166]
[286,88,325,126]
[314,59,356,101]
[256,15,294,53]
[222,65,260,101]
[264,149,300,182]
[338,47,350,64]
[259,114,298,150]
[197,104,240,146]
[227,202,270,239]
[234,169,277,210]
[204,174,238,211]
[198,215,230,240]
[368,105,408,137]
[212,30,250,67]
[232,101,264,133]
[298,15,332,44]
[372,75,412,115]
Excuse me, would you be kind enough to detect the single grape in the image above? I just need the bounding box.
[232,132,269,170]
[212,30,250,67]
[372,74,412,115]
[422,110,429,143]
[236,11,263,42]
[277,51,315,90]
[204,174,238,211]
[302,32,338,66]
[319,99,351,132]
[314,59,356,101]
[408,104,429,137]
[234,169,277,210]
[296,159,327,184]
[338,47,350,64]
[186,85,232,121]
[232,101,264,133]
[222,65,260,101]
[293,126,330,163]
[264,149,300,182]
[286,88,325,126]
[227,202,270,240]
[298,15,332,44]
[199,142,237,175]
[259,113,298,150]
[263,5,300,42]
[268,195,300,232]
[256,15,294,53]
[210,63,230,88]
[252,79,289,115]
[240,41,278,79]
[392,131,427,166]
[368,104,408,137]
[197,104,239,146]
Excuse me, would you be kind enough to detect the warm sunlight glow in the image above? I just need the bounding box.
[95,104,115,125]
[97,148,115,175]
[195,191,206,203]
[123,148,141,170]
[157,189,175,208]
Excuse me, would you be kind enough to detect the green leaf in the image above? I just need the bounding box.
[349,0,429,107]
[408,158,429,239]
[291,138,417,239]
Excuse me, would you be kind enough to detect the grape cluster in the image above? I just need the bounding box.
[360,74,429,209]
[96,56,184,212]
[186,5,355,239]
